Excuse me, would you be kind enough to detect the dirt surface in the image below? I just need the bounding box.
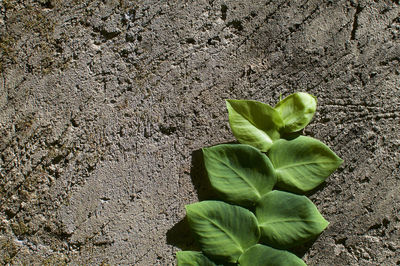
[0,0,399,265]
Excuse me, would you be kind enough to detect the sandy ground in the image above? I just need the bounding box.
[0,0,399,265]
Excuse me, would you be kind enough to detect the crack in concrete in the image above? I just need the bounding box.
[350,3,363,41]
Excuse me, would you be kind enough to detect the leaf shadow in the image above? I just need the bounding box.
[166,217,200,251]
[275,181,328,196]
[189,148,220,201]
[280,131,302,140]
[289,235,320,258]
[304,181,328,197]
[166,146,222,252]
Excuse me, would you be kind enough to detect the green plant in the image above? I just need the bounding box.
[176,92,343,265]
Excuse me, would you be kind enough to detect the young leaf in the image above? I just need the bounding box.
[238,244,307,266]
[255,190,329,248]
[268,136,343,193]
[185,201,260,263]
[275,92,317,133]
[176,251,217,266]
[226,100,283,152]
[203,144,276,206]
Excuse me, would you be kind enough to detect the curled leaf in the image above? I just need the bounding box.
[255,190,329,248]
[268,135,343,193]
[185,201,260,263]
[226,100,283,152]
[275,92,317,133]
[203,144,276,206]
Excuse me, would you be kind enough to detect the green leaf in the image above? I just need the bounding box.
[275,92,317,133]
[226,100,283,152]
[176,251,217,266]
[255,190,329,248]
[185,201,260,263]
[203,144,276,206]
[238,244,307,266]
[268,136,343,193]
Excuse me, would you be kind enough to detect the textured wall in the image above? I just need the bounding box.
[0,0,399,265]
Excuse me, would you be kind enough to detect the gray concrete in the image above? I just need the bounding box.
[0,0,399,265]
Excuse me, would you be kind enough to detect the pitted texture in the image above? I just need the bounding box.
[0,0,399,265]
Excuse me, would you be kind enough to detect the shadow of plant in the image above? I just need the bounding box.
[166,217,200,252]
[166,149,218,252]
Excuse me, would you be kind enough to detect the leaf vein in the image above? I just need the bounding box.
[276,160,338,170]
[193,210,244,253]
[211,156,261,199]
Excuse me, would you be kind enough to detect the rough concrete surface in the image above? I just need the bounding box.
[0,0,399,265]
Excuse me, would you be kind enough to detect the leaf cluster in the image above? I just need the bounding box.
[177,93,343,265]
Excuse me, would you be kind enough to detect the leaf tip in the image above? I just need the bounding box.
[225,99,233,105]
[322,218,330,231]
[225,99,234,111]
[184,204,192,214]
